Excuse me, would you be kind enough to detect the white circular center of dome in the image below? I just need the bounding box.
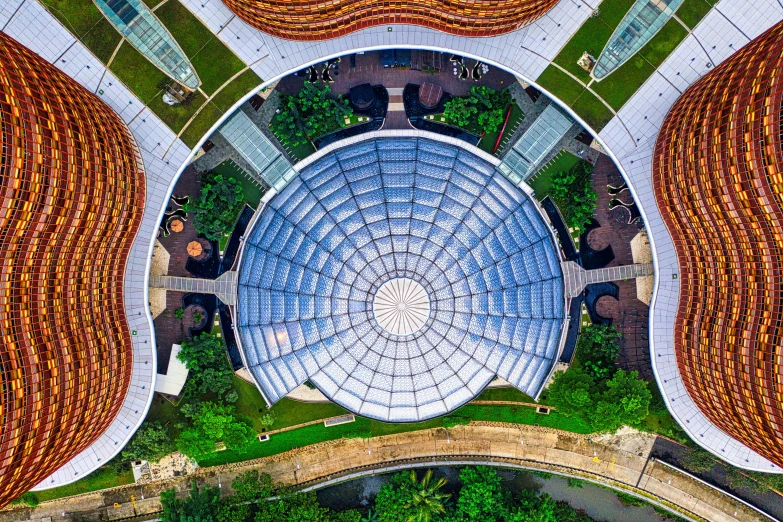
[373,278,430,336]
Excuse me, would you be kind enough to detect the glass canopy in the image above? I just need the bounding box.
[95,0,199,89]
[236,137,566,422]
[593,0,684,79]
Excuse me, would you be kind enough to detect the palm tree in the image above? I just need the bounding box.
[404,470,450,522]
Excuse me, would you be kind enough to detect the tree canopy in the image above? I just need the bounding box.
[176,402,256,458]
[121,421,176,463]
[158,468,615,522]
[270,82,353,148]
[186,172,244,241]
[549,160,596,232]
[443,86,512,135]
[178,333,234,398]
[575,324,621,380]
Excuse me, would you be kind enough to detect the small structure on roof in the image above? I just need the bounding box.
[418,82,443,108]
[155,344,189,397]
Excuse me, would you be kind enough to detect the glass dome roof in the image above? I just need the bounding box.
[237,137,565,422]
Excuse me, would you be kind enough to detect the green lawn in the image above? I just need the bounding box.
[198,402,592,468]
[35,465,134,502]
[570,89,615,132]
[537,66,586,106]
[180,102,225,148]
[154,0,246,95]
[39,0,121,63]
[527,150,582,199]
[676,0,717,29]
[475,387,535,403]
[109,42,204,132]
[181,70,263,148]
[551,0,638,84]
[209,160,265,208]
[141,0,168,8]
[537,67,614,132]
[211,70,263,112]
[592,19,688,110]
[479,103,525,155]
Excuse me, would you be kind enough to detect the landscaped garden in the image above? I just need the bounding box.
[536,0,718,130]
[270,82,355,160]
[39,0,261,144]
[428,86,524,155]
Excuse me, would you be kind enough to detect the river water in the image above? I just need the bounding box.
[316,466,671,522]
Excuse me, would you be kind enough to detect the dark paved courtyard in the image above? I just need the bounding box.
[588,155,652,380]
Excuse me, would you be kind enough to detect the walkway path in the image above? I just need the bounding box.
[562,261,655,298]
[4,425,768,522]
[149,271,237,305]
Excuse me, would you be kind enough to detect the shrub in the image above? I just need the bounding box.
[174,307,185,320]
[10,492,39,507]
[184,172,243,241]
[550,160,597,231]
[441,416,470,428]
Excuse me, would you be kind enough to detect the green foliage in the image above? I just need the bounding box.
[725,467,783,493]
[548,366,650,433]
[546,368,596,417]
[374,471,431,522]
[404,470,450,522]
[453,466,505,522]
[270,82,353,148]
[185,173,244,241]
[566,478,583,489]
[174,307,185,320]
[552,500,595,522]
[589,370,651,432]
[441,416,470,429]
[443,87,513,135]
[576,325,621,380]
[549,161,596,232]
[616,492,646,507]
[161,482,222,522]
[176,402,256,458]
[231,470,274,501]
[178,334,234,398]
[680,448,716,474]
[121,421,175,463]
[10,492,40,507]
[256,490,360,522]
[507,490,556,522]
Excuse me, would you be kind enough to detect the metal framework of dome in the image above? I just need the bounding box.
[236,137,565,422]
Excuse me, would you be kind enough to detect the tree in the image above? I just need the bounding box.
[270,95,308,147]
[176,402,255,458]
[161,482,221,522]
[549,161,597,232]
[178,334,234,398]
[375,471,418,522]
[576,324,621,380]
[477,109,504,134]
[444,97,477,128]
[546,368,596,417]
[453,466,505,522]
[507,491,556,522]
[185,173,244,241]
[121,421,175,463]
[231,470,274,501]
[270,82,353,147]
[256,490,360,522]
[590,370,651,432]
[404,470,450,522]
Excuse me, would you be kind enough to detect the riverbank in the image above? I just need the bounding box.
[3,423,768,522]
